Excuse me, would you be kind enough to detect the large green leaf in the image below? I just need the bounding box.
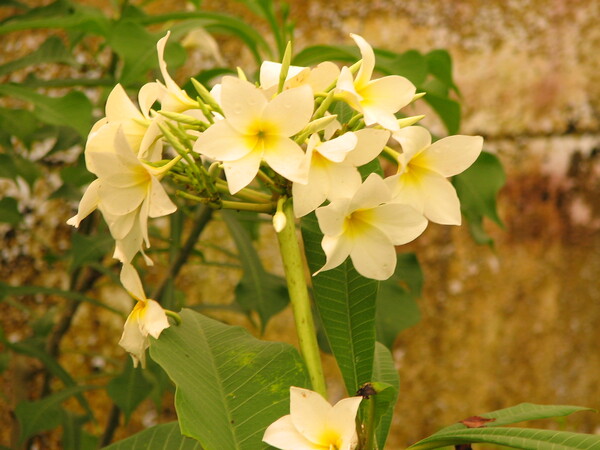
[422,92,461,135]
[14,385,95,444]
[222,211,289,331]
[149,309,309,450]
[104,422,202,449]
[376,253,422,348]
[301,212,378,395]
[453,151,506,245]
[106,358,153,423]
[0,197,22,226]
[0,35,76,76]
[409,403,596,449]
[372,343,400,450]
[0,84,92,136]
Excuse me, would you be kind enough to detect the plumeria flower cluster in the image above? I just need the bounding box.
[68,30,483,359]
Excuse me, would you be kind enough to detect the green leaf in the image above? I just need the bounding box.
[293,44,358,66]
[0,107,39,148]
[61,410,94,450]
[15,385,95,444]
[372,343,400,450]
[222,211,289,331]
[0,36,76,76]
[69,232,113,271]
[422,92,461,135]
[384,50,428,85]
[408,403,596,450]
[0,153,42,187]
[107,358,153,423]
[426,49,459,94]
[0,84,92,136]
[0,197,22,226]
[149,309,309,450]
[104,422,203,450]
[301,212,378,395]
[453,151,506,244]
[0,0,110,36]
[376,253,422,348]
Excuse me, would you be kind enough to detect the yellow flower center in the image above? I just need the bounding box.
[344,208,373,238]
[244,119,279,151]
[318,429,342,450]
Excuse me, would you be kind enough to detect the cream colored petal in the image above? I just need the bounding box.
[348,173,391,212]
[392,126,432,165]
[139,299,169,339]
[336,67,363,112]
[370,203,427,245]
[148,176,177,218]
[360,76,416,128]
[349,226,396,280]
[326,164,362,201]
[326,397,362,449]
[289,387,331,444]
[193,120,253,162]
[223,150,262,194]
[417,170,462,225]
[292,167,328,218]
[315,198,351,236]
[259,61,307,90]
[416,135,483,177]
[263,136,307,184]
[350,34,374,90]
[106,84,144,122]
[385,171,426,215]
[120,262,147,301]
[113,220,145,264]
[315,233,353,275]
[138,119,163,162]
[118,302,147,368]
[66,179,100,227]
[262,85,314,137]
[104,208,136,240]
[220,76,267,132]
[307,61,340,92]
[263,415,318,450]
[98,183,146,216]
[316,132,357,163]
[138,82,161,118]
[343,128,389,166]
[156,32,180,95]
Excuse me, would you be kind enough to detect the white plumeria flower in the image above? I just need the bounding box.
[292,128,390,217]
[315,173,427,280]
[193,76,314,194]
[118,263,170,368]
[260,60,340,95]
[336,34,416,131]
[263,387,362,450]
[385,126,484,225]
[67,124,177,264]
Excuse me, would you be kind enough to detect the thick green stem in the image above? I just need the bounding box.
[276,199,327,397]
[363,397,376,450]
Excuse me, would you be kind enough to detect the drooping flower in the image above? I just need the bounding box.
[385,126,484,225]
[336,34,416,131]
[263,387,362,450]
[292,128,390,217]
[315,173,427,280]
[67,124,177,264]
[118,263,170,368]
[193,76,314,194]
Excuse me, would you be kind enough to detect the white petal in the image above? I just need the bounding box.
[263,415,318,450]
[156,32,181,95]
[193,120,253,161]
[118,302,147,368]
[370,203,428,245]
[263,137,307,183]
[417,170,462,225]
[259,61,307,90]
[326,164,362,201]
[289,387,331,444]
[350,226,397,280]
[350,34,374,90]
[220,76,267,133]
[327,397,363,448]
[113,220,145,264]
[343,128,390,167]
[106,84,143,122]
[392,126,432,165]
[315,234,353,275]
[223,150,262,194]
[361,76,416,128]
[417,135,483,177]
[138,82,161,118]
[99,183,147,216]
[148,176,177,218]
[104,208,136,240]
[348,173,391,212]
[262,85,314,137]
[307,61,340,92]
[335,67,363,112]
[120,262,147,301]
[292,167,328,218]
[315,199,351,236]
[67,179,100,227]
[139,299,169,339]
[385,172,425,214]
[316,132,357,163]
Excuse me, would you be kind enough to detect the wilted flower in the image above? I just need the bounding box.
[263,387,362,450]
[385,126,484,225]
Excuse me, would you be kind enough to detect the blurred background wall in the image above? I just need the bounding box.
[2,0,600,447]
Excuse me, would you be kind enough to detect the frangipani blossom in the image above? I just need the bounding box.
[385,126,484,225]
[292,128,390,217]
[336,34,416,131]
[260,60,340,95]
[315,173,427,280]
[263,387,362,450]
[118,263,169,368]
[67,124,177,264]
[193,76,314,194]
